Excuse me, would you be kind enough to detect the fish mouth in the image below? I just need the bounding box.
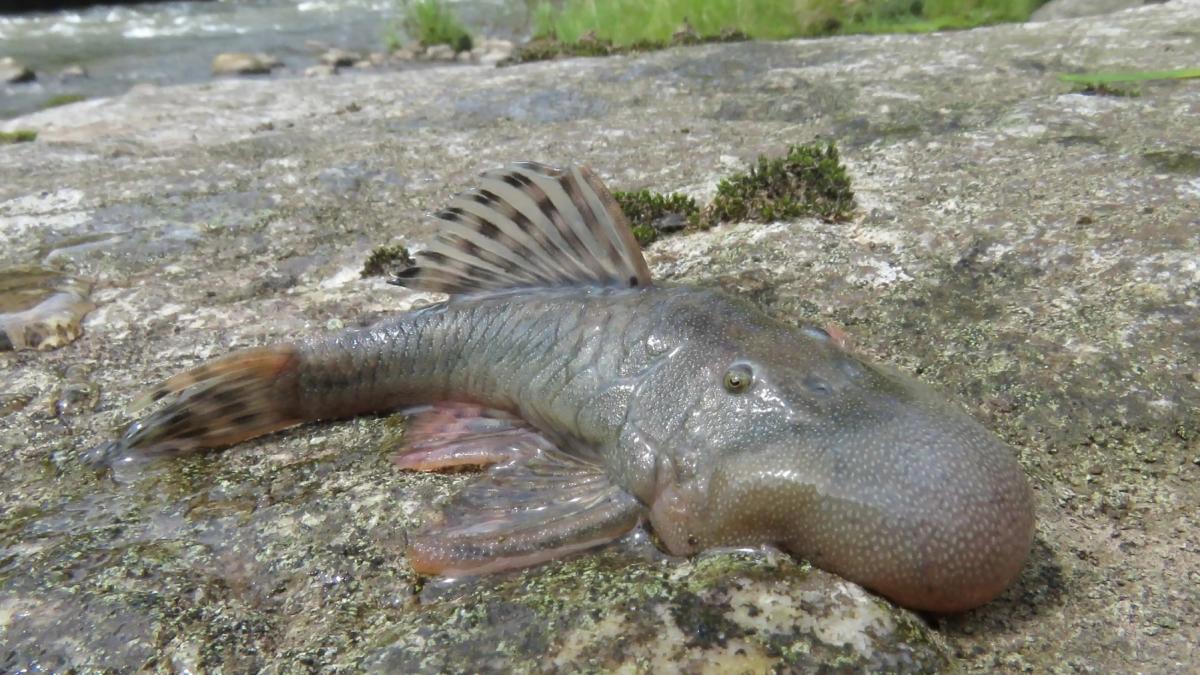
[694,392,1035,613]
[801,401,1036,613]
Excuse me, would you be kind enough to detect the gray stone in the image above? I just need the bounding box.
[424,43,456,61]
[389,47,417,63]
[211,52,282,76]
[0,56,35,84]
[1,1,1198,671]
[320,48,363,68]
[59,64,88,80]
[305,64,338,78]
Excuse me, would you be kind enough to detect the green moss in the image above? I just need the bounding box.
[0,129,37,144]
[1075,83,1139,97]
[504,29,745,64]
[607,142,855,245]
[701,142,855,226]
[41,93,87,109]
[393,0,473,53]
[613,189,699,246]
[361,244,415,278]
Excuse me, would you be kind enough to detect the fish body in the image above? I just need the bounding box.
[98,162,1034,612]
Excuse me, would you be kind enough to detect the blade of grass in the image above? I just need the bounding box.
[1059,68,1200,85]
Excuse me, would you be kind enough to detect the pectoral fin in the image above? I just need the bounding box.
[394,403,643,576]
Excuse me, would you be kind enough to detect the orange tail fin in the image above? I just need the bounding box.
[92,346,303,464]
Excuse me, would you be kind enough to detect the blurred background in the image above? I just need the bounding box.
[1,0,1058,120]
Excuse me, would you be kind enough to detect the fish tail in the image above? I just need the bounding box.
[101,345,305,459]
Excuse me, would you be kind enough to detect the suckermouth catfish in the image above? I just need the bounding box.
[96,162,1035,613]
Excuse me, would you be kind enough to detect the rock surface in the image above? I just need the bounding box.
[320,48,364,68]
[211,52,283,76]
[2,2,1199,671]
[0,56,36,84]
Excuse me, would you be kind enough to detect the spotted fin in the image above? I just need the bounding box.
[87,346,303,466]
[395,403,643,576]
[392,162,653,294]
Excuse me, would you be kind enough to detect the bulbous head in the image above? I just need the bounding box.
[642,291,1034,613]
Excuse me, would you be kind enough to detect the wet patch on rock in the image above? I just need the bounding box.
[367,550,948,672]
[0,266,94,351]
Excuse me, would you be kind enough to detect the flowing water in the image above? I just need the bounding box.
[0,0,527,120]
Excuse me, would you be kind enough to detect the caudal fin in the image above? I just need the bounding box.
[89,346,303,465]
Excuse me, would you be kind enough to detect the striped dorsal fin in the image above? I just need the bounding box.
[392,162,653,294]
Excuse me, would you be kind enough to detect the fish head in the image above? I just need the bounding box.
[646,306,1034,613]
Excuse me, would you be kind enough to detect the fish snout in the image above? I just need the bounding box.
[690,391,1035,612]
[804,400,1036,612]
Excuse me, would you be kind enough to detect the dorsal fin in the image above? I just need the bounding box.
[392,162,653,294]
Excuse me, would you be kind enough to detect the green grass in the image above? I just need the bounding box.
[41,93,87,110]
[531,0,1047,46]
[0,130,37,144]
[391,0,473,52]
[1059,68,1200,86]
[841,0,1043,34]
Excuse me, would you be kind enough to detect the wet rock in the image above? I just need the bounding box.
[211,52,282,76]
[59,64,88,80]
[423,44,456,61]
[53,364,100,421]
[305,64,338,78]
[0,266,94,351]
[0,391,33,416]
[320,48,363,68]
[1,56,36,84]
[476,39,515,66]
[389,47,418,62]
[367,551,949,672]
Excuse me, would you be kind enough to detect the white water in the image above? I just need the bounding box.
[0,0,525,119]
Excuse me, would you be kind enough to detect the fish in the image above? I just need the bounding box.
[94,161,1035,613]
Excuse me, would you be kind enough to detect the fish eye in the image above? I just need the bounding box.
[723,364,754,394]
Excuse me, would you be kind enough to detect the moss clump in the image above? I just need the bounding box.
[41,93,87,109]
[701,142,854,226]
[361,244,415,278]
[0,130,37,144]
[613,190,699,246]
[1075,83,1139,97]
[504,28,745,65]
